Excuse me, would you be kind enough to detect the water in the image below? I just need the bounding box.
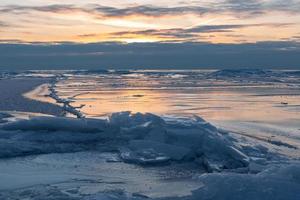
[49,70,299,121]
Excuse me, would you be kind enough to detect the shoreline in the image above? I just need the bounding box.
[23,83,59,106]
[0,77,64,116]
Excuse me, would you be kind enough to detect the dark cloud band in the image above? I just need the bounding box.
[0,41,299,70]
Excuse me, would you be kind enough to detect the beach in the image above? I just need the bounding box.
[0,78,63,116]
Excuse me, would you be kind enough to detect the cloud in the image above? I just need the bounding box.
[0,4,210,18]
[0,41,299,70]
[104,23,294,40]
[92,5,210,17]
[1,2,298,43]
[183,0,300,15]
[215,0,263,14]
[107,29,197,40]
[0,21,9,28]
[1,1,299,19]
[184,23,291,33]
[0,4,80,14]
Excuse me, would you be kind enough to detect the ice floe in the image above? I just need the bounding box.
[0,111,251,171]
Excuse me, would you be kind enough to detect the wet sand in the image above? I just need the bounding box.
[0,78,63,116]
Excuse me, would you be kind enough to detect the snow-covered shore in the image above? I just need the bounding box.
[0,78,63,116]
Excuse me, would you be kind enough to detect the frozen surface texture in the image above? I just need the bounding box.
[1,69,300,199]
[0,112,299,199]
[0,112,249,171]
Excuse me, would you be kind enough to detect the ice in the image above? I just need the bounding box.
[109,111,165,127]
[0,112,251,171]
[2,166,300,200]
[0,151,203,199]
[208,69,272,78]
[0,112,12,119]
[180,163,300,200]
[48,77,84,118]
[120,140,191,165]
[86,191,148,200]
[81,163,300,200]
[0,112,12,123]
[2,116,109,133]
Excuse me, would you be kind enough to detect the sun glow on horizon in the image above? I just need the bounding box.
[0,1,299,44]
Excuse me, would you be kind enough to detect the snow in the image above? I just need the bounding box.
[0,78,64,115]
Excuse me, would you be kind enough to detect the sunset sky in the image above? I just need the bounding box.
[0,1,300,69]
[1,0,300,44]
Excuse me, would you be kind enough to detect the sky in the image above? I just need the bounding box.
[1,0,300,43]
[0,0,300,69]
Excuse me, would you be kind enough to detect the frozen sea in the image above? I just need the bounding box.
[0,69,300,200]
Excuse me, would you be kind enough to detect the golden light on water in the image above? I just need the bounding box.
[72,89,169,116]
[55,87,300,123]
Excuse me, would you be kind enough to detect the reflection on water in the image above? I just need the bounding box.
[53,70,300,125]
[22,70,300,157]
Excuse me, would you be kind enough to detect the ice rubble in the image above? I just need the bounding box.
[208,69,272,78]
[184,163,300,200]
[48,77,84,118]
[0,112,250,171]
[84,163,300,200]
[0,111,299,200]
[1,163,299,200]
